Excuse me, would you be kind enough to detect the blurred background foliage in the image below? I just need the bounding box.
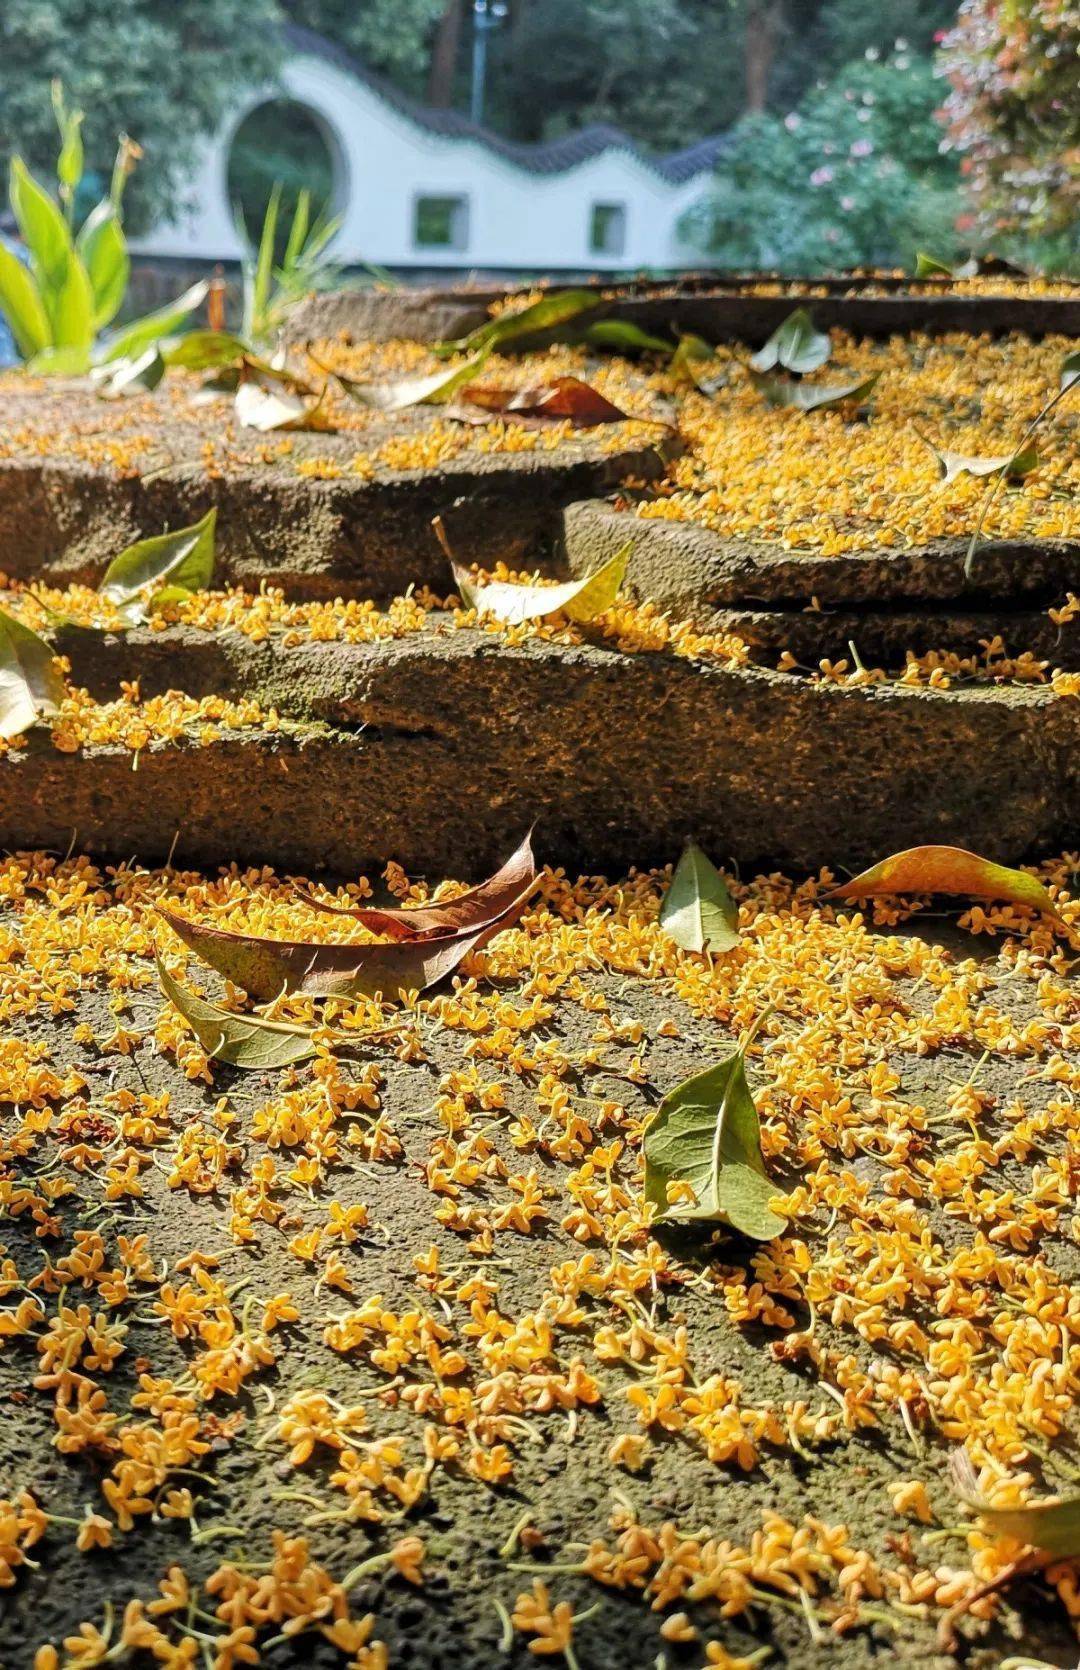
[0,0,1075,271]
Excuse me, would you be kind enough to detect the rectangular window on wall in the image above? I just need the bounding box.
[589,202,626,256]
[414,194,470,251]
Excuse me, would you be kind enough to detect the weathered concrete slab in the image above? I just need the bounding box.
[7,626,1077,876]
[289,277,1080,350]
[562,500,1080,612]
[705,604,1079,669]
[0,379,670,599]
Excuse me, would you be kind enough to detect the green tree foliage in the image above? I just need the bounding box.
[0,0,282,232]
[283,0,447,91]
[938,0,1080,238]
[485,0,747,149]
[684,53,964,272]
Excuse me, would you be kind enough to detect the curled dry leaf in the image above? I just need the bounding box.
[750,369,881,412]
[826,844,1064,924]
[99,509,217,611]
[917,432,1039,485]
[0,608,65,740]
[234,374,328,432]
[659,840,739,955]
[331,347,490,412]
[157,877,535,1003]
[643,1043,783,1239]
[156,955,318,1069]
[452,375,629,428]
[451,544,629,626]
[950,1451,1080,1557]
[294,831,536,941]
[92,345,165,399]
[750,307,830,375]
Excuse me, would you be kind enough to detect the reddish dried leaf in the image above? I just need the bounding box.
[826,844,1063,923]
[294,832,536,941]
[157,879,535,1003]
[455,375,629,427]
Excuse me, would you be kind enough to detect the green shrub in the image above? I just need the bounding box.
[684,54,965,273]
[0,83,204,374]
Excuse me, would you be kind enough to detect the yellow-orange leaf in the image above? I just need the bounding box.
[827,844,1063,924]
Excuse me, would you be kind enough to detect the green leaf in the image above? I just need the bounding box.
[245,180,281,341]
[25,343,92,376]
[583,320,674,354]
[951,1452,1080,1557]
[76,201,129,330]
[1062,351,1080,391]
[56,111,84,202]
[99,278,209,363]
[643,1046,783,1238]
[283,189,311,270]
[100,509,217,608]
[750,307,830,375]
[93,346,165,399]
[156,954,318,1070]
[0,241,49,359]
[660,841,739,955]
[334,346,490,412]
[157,876,534,1003]
[10,156,72,297]
[452,545,629,626]
[918,433,1040,485]
[52,82,84,202]
[445,288,598,355]
[47,248,95,349]
[914,250,953,278]
[0,607,65,739]
[670,333,715,389]
[162,330,251,372]
[750,369,880,412]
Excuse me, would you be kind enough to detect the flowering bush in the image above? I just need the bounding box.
[684,53,963,272]
[938,0,1080,238]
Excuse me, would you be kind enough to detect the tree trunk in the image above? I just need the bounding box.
[744,0,782,114]
[428,0,465,108]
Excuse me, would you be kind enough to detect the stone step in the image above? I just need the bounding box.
[6,624,1073,877]
[562,500,1080,612]
[0,377,670,599]
[289,278,1080,350]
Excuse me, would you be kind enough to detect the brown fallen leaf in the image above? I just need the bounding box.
[825,844,1064,925]
[156,877,535,1003]
[451,375,629,428]
[293,831,536,941]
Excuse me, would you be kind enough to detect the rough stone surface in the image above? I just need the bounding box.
[287,279,1080,349]
[562,500,1080,610]
[0,380,671,599]
[704,604,1080,668]
[9,626,1077,877]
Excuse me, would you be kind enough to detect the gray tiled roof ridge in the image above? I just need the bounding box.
[283,21,727,182]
